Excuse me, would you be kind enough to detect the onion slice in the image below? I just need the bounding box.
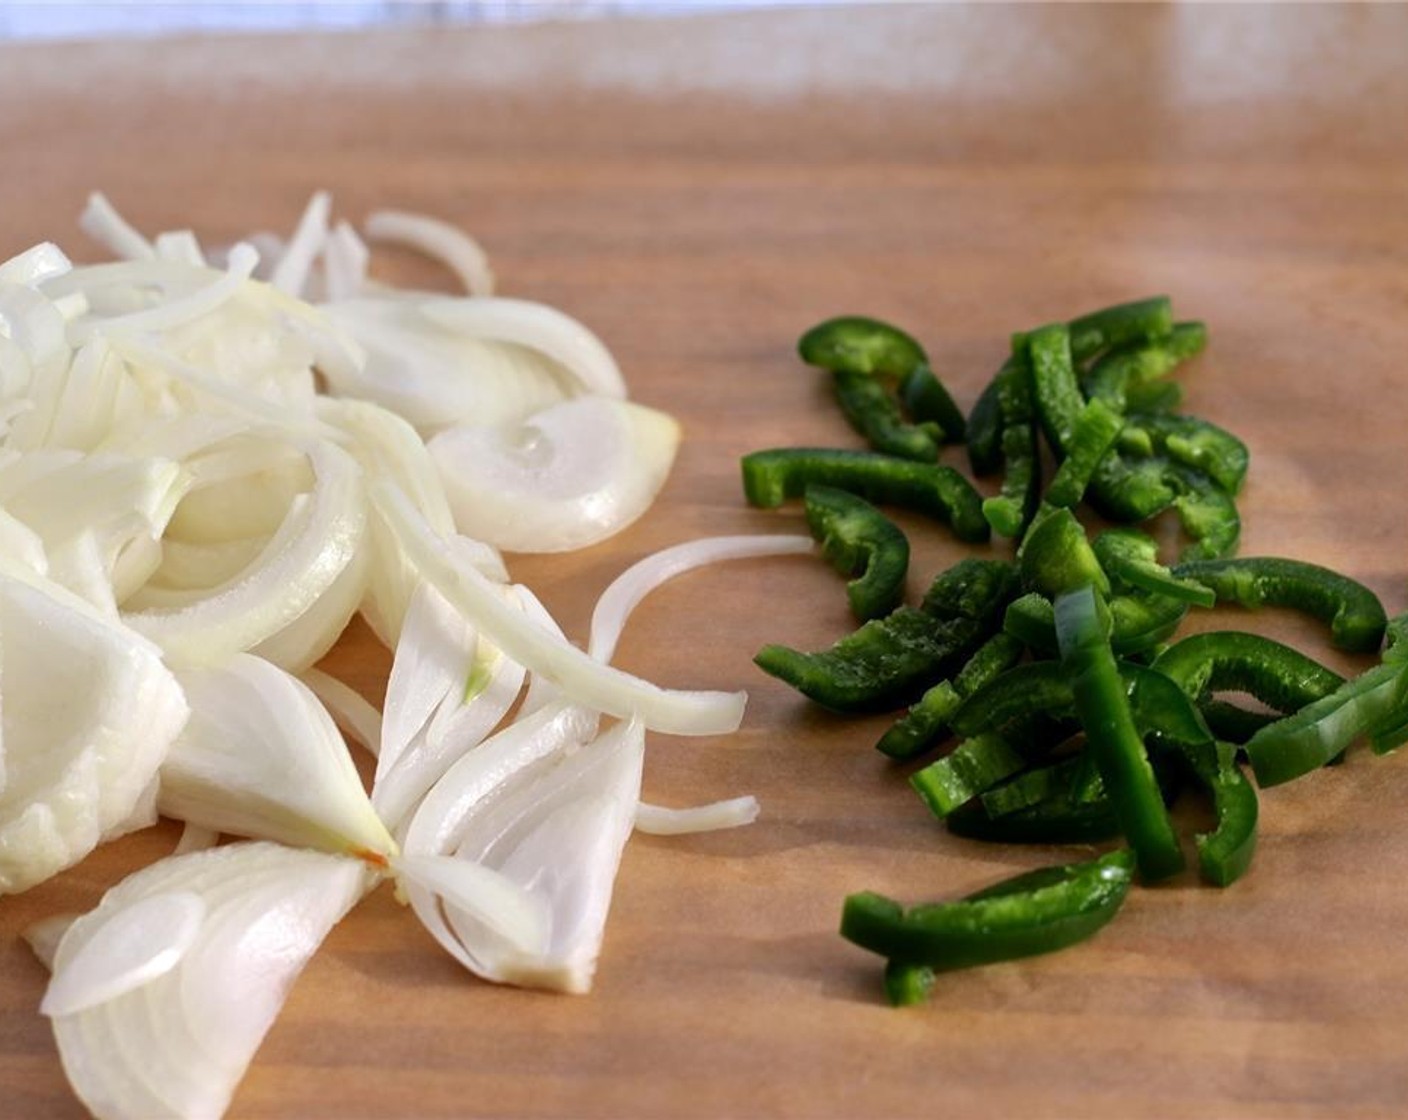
[374,481,745,736]
[429,396,680,553]
[46,842,371,1120]
[364,209,494,297]
[634,796,760,835]
[420,296,627,399]
[160,655,396,861]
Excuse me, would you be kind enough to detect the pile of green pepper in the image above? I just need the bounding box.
[742,301,1408,1004]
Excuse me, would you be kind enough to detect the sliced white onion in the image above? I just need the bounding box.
[269,190,331,298]
[67,244,259,346]
[299,668,383,759]
[634,796,760,835]
[322,220,370,302]
[173,823,220,855]
[78,193,155,261]
[421,296,627,399]
[374,481,746,736]
[47,842,371,1120]
[0,280,71,376]
[41,891,206,1017]
[0,242,73,287]
[320,299,573,433]
[364,209,495,297]
[0,572,188,895]
[391,853,547,953]
[591,533,815,665]
[122,440,368,666]
[429,396,679,554]
[160,655,395,861]
[153,230,206,267]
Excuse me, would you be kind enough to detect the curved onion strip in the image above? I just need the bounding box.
[299,668,383,759]
[320,300,572,433]
[41,892,206,1017]
[0,280,70,374]
[364,209,495,297]
[511,584,570,716]
[122,441,367,666]
[371,591,529,834]
[442,717,645,993]
[375,481,745,736]
[391,853,547,953]
[269,191,331,298]
[420,296,626,399]
[429,396,680,553]
[78,193,155,261]
[590,533,816,664]
[322,220,369,302]
[160,655,395,860]
[68,244,259,346]
[634,796,760,835]
[47,842,371,1120]
[377,581,478,784]
[153,230,206,267]
[0,242,72,287]
[248,535,369,672]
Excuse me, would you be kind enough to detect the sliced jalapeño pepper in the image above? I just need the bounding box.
[803,485,909,621]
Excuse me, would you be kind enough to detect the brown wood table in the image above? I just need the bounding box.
[2,5,1408,1117]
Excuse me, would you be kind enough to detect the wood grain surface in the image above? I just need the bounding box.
[3,5,1408,1117]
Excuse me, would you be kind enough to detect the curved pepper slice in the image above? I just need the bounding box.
[1093,528,1216,608]
[910,732,1027,819]
[1198,699,1278,745]
[840,848,1136,979]
[1186,740,1259,887]
[740,448,989,543]
[1125,411,1248,495]
[876,632,1024,760]
[1152,631,1345,716]
[946,796,1122,845]
[1018,506,1110,599]
[1004,588,1185,660]
[950,660,1074,738]
[1243,660,1408,786]
[798,315,927,378]
[1055,585,1185,881]
[803,485,909,621]
[900,365,966,444]
[966,363,1009,477]
[1067,296,1174,365]
[1165,462,1241,562]
[1083,321,1207,410]
[1170,556,1389,654]
[1043,398,1125,510]
[981,356,1042,539]
[831,369,940,461]
[756,558,1013,712]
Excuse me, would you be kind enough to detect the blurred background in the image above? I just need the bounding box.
[0,1,823,40]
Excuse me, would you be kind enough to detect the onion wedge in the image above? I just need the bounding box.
[160,655,396,861]
[45,842,372,1120]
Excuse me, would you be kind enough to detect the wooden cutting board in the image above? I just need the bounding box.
[3,6,1408,1117]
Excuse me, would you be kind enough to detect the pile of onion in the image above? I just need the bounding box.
[0,193,809,1119]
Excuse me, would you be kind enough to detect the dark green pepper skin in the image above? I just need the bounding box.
[831,369,941,461]
[798,315,927,377]
[1056,586,1185,882]
[946,797,1123,845]
[910,733,1027,819]
[1243,661,1408,787]
[1152,631,1345,716]
[756,558,1015,712]
[950,661,1074,738]
[1198,699,1279,745]
[1004,588,1185,660]
[876,632,1024,760]
[755,607,975,713]
[966,365,1008,477]
[1094,529,1216,608]
[1018,506,1110,599]
[900,365,966,444]
[982,356,1042,539]
[741,448,990,543]
[1043,398,1125,510]
[1083,321,1206,410]
[803,485,909,622]
[1067,296,1174,364]
[840,849,1136,972]
[1171,556,1389,654]
[1026,322,1085,456]
[1125,411,1248,496]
